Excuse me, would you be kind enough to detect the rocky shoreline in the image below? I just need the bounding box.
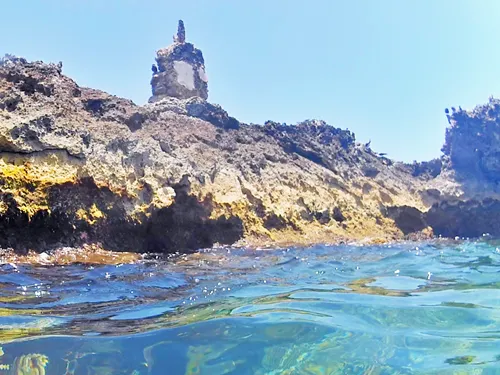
[1,22,500,258]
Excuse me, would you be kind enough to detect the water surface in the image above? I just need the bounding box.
[1,240,500,374]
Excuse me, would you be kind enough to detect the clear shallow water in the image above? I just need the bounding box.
[1,241,500,374]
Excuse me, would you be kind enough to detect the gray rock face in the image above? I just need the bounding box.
[185,97,239,130]
[443,98,500,182]
[150,20,208,101]
[144,96,240,130]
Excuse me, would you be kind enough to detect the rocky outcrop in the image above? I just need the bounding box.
[0,54,437,253]
[443,99,500,183]
[4,34,500,254]
[387,99,500,239]
[262,120,356,171]
[150,20,208,102]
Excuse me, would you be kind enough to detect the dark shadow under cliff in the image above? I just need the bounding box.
[145,181,243,252]
[387,198,500,239]
[0,177,244,254]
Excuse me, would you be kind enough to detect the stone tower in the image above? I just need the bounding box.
[149,20,208,102]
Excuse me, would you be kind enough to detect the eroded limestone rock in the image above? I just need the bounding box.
[443,97,500,182]
[150,20,208,101]
[8,36,500,254]
[0,56,432,253]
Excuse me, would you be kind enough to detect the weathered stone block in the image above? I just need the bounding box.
[150,20,208,101]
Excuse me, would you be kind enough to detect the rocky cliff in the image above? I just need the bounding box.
[1,23,499,255]
[387,99,500,239]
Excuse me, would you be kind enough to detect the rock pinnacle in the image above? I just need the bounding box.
[150,20,208,102]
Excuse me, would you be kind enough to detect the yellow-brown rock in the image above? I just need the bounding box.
[0,56,438,254]
[4,54,496,255]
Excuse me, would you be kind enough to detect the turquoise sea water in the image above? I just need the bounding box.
[1,240,500,374]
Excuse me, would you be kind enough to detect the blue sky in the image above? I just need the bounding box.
[2,0,500,162]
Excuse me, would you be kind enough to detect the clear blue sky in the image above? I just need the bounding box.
[2,0,500,162]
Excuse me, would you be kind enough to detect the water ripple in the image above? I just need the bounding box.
[1,239,500,374]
